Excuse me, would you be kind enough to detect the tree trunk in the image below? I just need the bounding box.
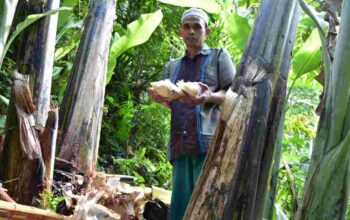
[0,72,45,205]
[41,108,58,191]
[0,0,59,204]
[26,0,59,130]
[184,0,300,219]
[297,0,350,218]
[262,112,286,219]
[262,8,300,217]
[0,200,65,219]
[57,0,116,172]
[0,0,19,66]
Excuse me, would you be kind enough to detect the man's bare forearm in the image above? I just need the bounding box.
[205,89,226,104]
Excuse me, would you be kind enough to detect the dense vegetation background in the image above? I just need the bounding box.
[0,0,331,217]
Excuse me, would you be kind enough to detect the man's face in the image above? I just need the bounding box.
[179,16,210,48]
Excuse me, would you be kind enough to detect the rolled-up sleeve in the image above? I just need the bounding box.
[218,48,235,90]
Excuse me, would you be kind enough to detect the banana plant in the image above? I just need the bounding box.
[107,10,163,84]
[296,0,350,218]
[0,7,71,69]
[226,12,251,50]
[292,29,322,78]
[284,28,322,106]
[0,0,19,66]
[184,0,300,218]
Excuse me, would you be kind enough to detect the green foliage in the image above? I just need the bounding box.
[0,94,8,133]
[205,0,258,63]
[113,95,135,141]
[50,0,90,104]
[226,11,251,50]
[0,56,14,133]
[234,0,261,8]
[292,28,321,77]
[54,36,80,61]
[99,97,172,188]
[111,146,172,188]
[37,191,65,212]
[0,116,5,134]
[0,7,72,68]
[297,0,331,87]
[57,0,80,27]
[276,85,320,218]
[107,10,164,84]
[0,95,8,105]
[158,0,221,13]
[0,57,12,102]
[56,19,83,43]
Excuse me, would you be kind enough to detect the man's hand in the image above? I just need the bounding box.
[178,82,226,106]
[197,82,212,102]
[177,82,211,106]
[147,88,171,109]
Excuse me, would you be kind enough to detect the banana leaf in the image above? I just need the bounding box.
[292,28,322,77]
[0,0,19,66]
[0,7,71,68]
[226,12,251,51]
[0,95,9,105]
[56,18,83,43]
[0,116,5,134]
[107,10,163,84]
[58,0,80,27]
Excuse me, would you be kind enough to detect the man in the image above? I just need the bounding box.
[149,8,235,220]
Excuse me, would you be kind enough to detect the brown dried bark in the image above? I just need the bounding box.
[0,72,45,205]
[0,0,59,204]
[41,108,58,191]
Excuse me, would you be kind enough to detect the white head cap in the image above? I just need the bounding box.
[181,8,209,25]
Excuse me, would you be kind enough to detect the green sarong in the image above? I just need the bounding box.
[170,154,206,220]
